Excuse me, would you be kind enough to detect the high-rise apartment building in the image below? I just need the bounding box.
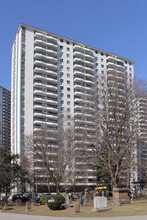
[0,86,11,149]
[11,24,135,190]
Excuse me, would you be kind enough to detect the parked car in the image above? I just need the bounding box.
[9,194,30,202]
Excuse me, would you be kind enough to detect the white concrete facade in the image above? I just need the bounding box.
[11,24,136,189]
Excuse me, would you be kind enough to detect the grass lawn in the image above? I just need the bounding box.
[1,199,147,218]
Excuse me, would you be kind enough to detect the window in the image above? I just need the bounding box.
[96,69,98,72]
[67,67,70,71]
[101,58,104,62]
[101,52,104,56]
[95,51,98,54]
[67,41,70,44]
[67,47,70,51]
[60,45,63,49]
[61,107,64,111]
[60,79,63,83]
[67,122,71,126]
[101,64,104,68]
[61,100,64,104]
[60,52,63,56]
[67,60,70,64]
[67,94,70,98]
[96,63,98,66]
[67,87,70,91]
[67,115,71,119]
[60,86,64,90]
[129,68,132,71]
[125,61,127,64]
[60,65,63,70]
[60,72,63,76]
[67,101,70,105]
[60,59,63,62]
[60,93,64,97]
[60,39,63,43]
[67,54,70,57]
[67,80,70,84]
[67,73,70,77]
[67,108,70,112]
[129,62,131,65]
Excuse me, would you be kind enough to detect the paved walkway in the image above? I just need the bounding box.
[0,213,147,220]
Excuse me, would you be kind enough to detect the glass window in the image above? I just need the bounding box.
[67,87,70,91]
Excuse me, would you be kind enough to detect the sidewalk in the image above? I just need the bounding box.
[0,213,147,220]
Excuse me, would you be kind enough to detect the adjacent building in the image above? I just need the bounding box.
[0,86,11,149]
[11,24,136,191]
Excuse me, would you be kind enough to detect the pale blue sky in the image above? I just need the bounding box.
[0,0,147,91]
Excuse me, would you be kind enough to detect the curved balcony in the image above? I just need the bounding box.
[34,46,57,57]
[107,62,124,71]
[74,64,94,74]
[74,77,94,86]
[74,58,94,68]
[34,53,57,64]
[34,120,58,128]
[34,60,57,71]
[34,75,57,84]
[34,104,58,113]
[34,82,57,91]
[74,84,94,92]
[34,113,58,120]
[35,32,57,44]
[34,89,57,98]
[74,51,93,62]
[107,56,124,64]
[34,97,57,106]
[74,71,94,80]
[34,67,57,77]
[74,112,93,118]
[75,119,95,125]
[74,45,93,56]
[35,39,57,51]
[75,98,94,105]
[74,126,95,131]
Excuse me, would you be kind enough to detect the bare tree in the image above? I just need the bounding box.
[94,73,147,189]
[25,126,75,194]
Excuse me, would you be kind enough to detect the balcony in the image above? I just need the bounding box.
[74,64,94,74]
[74,71,94,80]
[34,113,58,120]
[107,56,124,64]
[34,120,58,128]
[74,51,93,62]
[34,60,57,71]
[74,45,93,56]
[74,84,94,92]
[34,53,57,64]
[34,67,57,77]
[74,58,94,68]
[35,32,57,44]
[34,82,57,91]
[107,62,124,71]
[34,104,58,113]
[34,89,57,98]
[34,46,57,57]
[35,39,57,51]
[34,75,57,84]
[34,97,57,106]
[74,77,94,86]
